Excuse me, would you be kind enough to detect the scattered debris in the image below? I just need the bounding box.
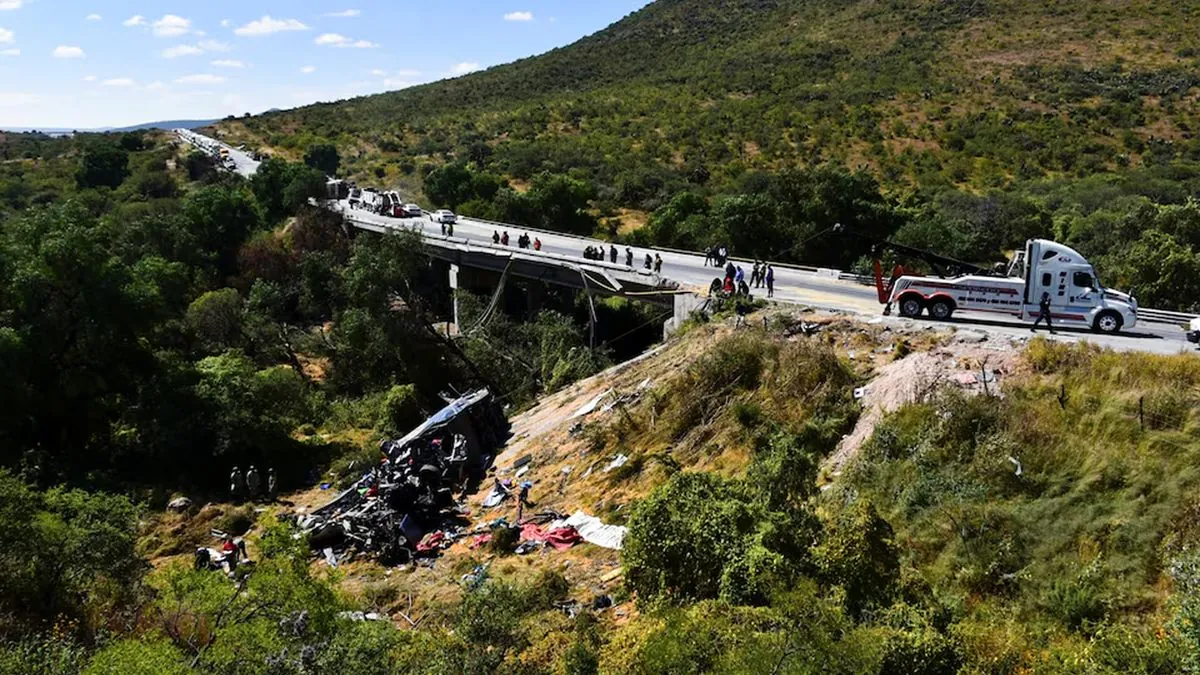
[603,454,630,472]
[1008,456,1023,476]
[289,390,509,567]
[167,496,193,512]
[548,512,627,550]
[572,390,613,418]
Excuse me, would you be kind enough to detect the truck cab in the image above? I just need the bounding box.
[1019,240,1137,334]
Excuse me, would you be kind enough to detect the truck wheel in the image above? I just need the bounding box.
[928,299,955,320]
[898,296,924,318]
[1093,311,1122,334]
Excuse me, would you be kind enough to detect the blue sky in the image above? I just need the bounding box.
[0,1,652,129]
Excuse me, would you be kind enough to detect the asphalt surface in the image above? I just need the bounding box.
[174,129,261,178]
[337,203,1194,355]
[177,131,1193,355]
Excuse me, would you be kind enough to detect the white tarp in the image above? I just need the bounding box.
[549,511,627,550]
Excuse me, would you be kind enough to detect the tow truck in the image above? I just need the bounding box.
[869,237,1138,334]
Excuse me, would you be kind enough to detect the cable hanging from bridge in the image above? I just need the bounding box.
[463,257,515,336]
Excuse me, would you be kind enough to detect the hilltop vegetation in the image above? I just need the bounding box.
[216,0,1200,310]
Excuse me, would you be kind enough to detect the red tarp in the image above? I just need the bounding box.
[520,523,582,551]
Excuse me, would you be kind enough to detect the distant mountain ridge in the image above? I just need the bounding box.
[1,119,216,135]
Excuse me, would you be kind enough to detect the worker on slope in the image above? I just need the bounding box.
[267,468,278,502]
[1031,291,1056,334]
[246,466,261,498]
[230,466,245,502]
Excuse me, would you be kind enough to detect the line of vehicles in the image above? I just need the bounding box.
[343,184,458,225]
[175,128,239,170]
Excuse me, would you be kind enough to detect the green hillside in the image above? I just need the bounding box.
[224,0,1200,194]
[216,0,1200,312]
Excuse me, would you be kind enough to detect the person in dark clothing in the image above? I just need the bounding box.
[230,466,245,502]
[654,254,663,274]
[1031,292,1055,334]
[267,468,278,501]
[492,231,500,245]
[610,245,618,264]
[725,260,736,282]
[644,253,653,269]
[501,231,510,246]
[625,248,634,266]
[704,247,714,267]
[765,265,775,298]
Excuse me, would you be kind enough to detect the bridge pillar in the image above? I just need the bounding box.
[665,292,707,338]
[449,264,461,329]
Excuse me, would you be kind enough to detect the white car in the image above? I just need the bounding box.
[403,203,423,218]
[431,210,457,225]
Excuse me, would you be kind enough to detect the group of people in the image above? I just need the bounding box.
[711,260,776,298]
[493,230,543,251]
[704,246,730,268]
[583,244,615,262]
[229,465,277,502]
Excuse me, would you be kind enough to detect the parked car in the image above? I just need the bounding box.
[431,210,458,225]
[403,203,423,218]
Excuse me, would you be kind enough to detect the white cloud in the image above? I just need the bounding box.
[86,13,101,21]
[145,81,167,91]
[53,45,85,59]
[450,62,480,76]
[370,68,387,77]
[152,14,191,37]
[198,39,230,52]
[234,16,308,37]
[220,19,230,28]
[162,44,203,58]
[103,78,135,87]
[175,73,225,85]
[122,15,145,27]
[0,1,24,11]
[504,11,533,22]
[211,59,244,68]
[82,74,96,81]
[325,9,361,18]
[0,26,11,43]
[300,65,316,74]
[314,33,377,48]
[0,48,18,57]
[0,92,38,107]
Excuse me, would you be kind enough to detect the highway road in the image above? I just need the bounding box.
[337,203,1195,356]
[175,130,1194,355]
[174,128,260,178]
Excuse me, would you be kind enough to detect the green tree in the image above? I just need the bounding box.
[424,162,476,209]
[303,143,341,176]
[186,289,245,353]
[527,172,597,236]
[76,144,130,189]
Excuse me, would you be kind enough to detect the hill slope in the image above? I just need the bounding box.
[220,0,1200,196]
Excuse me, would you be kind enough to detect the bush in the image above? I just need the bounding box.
[623,472,813,605]
[378,384,422,437]
[82,639,189,675]
[813,498,901,618]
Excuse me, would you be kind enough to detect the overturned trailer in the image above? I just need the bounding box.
[298,389,508,565]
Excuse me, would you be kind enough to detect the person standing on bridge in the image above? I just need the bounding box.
[1031,291,1056,334]
[725,260,736,283]
[610,245,618,264]
[447,221,454,237]
[501,231,510,247]
[766,265,776,298]
[493,231,500,245]
[440,221,447,236]
[704,247,715,267]
[534,237,542,251]
[654,254,663,274]
[625,247,634,267]
[644,253,653,270]
[735,266,745,287]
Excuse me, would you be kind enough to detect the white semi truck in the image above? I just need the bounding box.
[876,239,1138,334]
